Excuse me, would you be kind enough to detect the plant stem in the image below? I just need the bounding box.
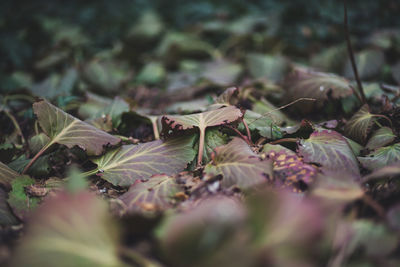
[269,138,298,145]
[4,110,26,145]
[81,169,99,177]
[22,140,54,174]
[242,118,253,144]
[224,125,252,146]
[152,120,160,140]
[197,128,205,166]
[344,0,367,104]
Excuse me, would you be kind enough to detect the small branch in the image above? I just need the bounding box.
[22,141,53,174]
[344,0,367,104]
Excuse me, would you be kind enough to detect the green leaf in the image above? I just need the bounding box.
[298,130,360,178]
[91,136,196,187]
[136,62,166,85]
[204,138,273,189]
[366,127,396,150]
[243,110,283,139]
[201,60,242,86]
[34,100,120,156]
[29,133,51,154]
[0,188,18,225]
[201,129,229,163]
[358,143,400,171]
[7,175,39,219]
[11,191,125,267]
[118,174,182,214]
[246,53,289,82]
[162,106,243,165]
[0,161,19,189]
[344,105,376,144]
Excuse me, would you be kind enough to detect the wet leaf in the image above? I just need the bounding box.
[11,191,125,267]
[204,138,273,188]
[118,174,182,214]
[0,161,20,189]
[344,105,376,144]
[358,143,400,171]
[298,130,360,178]
[366,126,396,150]
[34,100,120,156]
[162,106,243,165]
[91,135,196,187]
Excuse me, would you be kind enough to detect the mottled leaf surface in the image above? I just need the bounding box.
[358,143,400,171]
[118,174,182,213]
[7,175,39,219]
[34,100,120,156]
[11,191,124,267]
[205,138,273,188]
[91,136,196,187]
[298,130,360,177]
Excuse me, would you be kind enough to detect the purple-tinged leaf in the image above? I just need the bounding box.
[11,191,124,267]
[363,161,400,182]
[298,130,360,178]
[91,136,196,187]
[204,138,273,189]
[34,100,121,156]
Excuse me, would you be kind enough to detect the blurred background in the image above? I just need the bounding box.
[1,0,399,106]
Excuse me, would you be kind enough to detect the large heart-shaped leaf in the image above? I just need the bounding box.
[33,100,121,156]
[118,174,182,214]
[91,136,196,187]
[298,130,360,178]
[204,138,273,189]
[344,105,376,144]
[162,106,243,165]
[11,191,125,267]
[284,68,353,111]
[358,144,400,171]
[0,161,19,189]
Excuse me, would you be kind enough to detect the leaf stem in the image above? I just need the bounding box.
[197,127,205,166]
[344,0,367,104]
[152,120,160,140]
[242,118,253,144]
[224,125,252,146]
[22,140,54,174]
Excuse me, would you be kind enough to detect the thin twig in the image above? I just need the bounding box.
[344,0,367,104]
[362,194,385,218]
[269,138,298,145]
